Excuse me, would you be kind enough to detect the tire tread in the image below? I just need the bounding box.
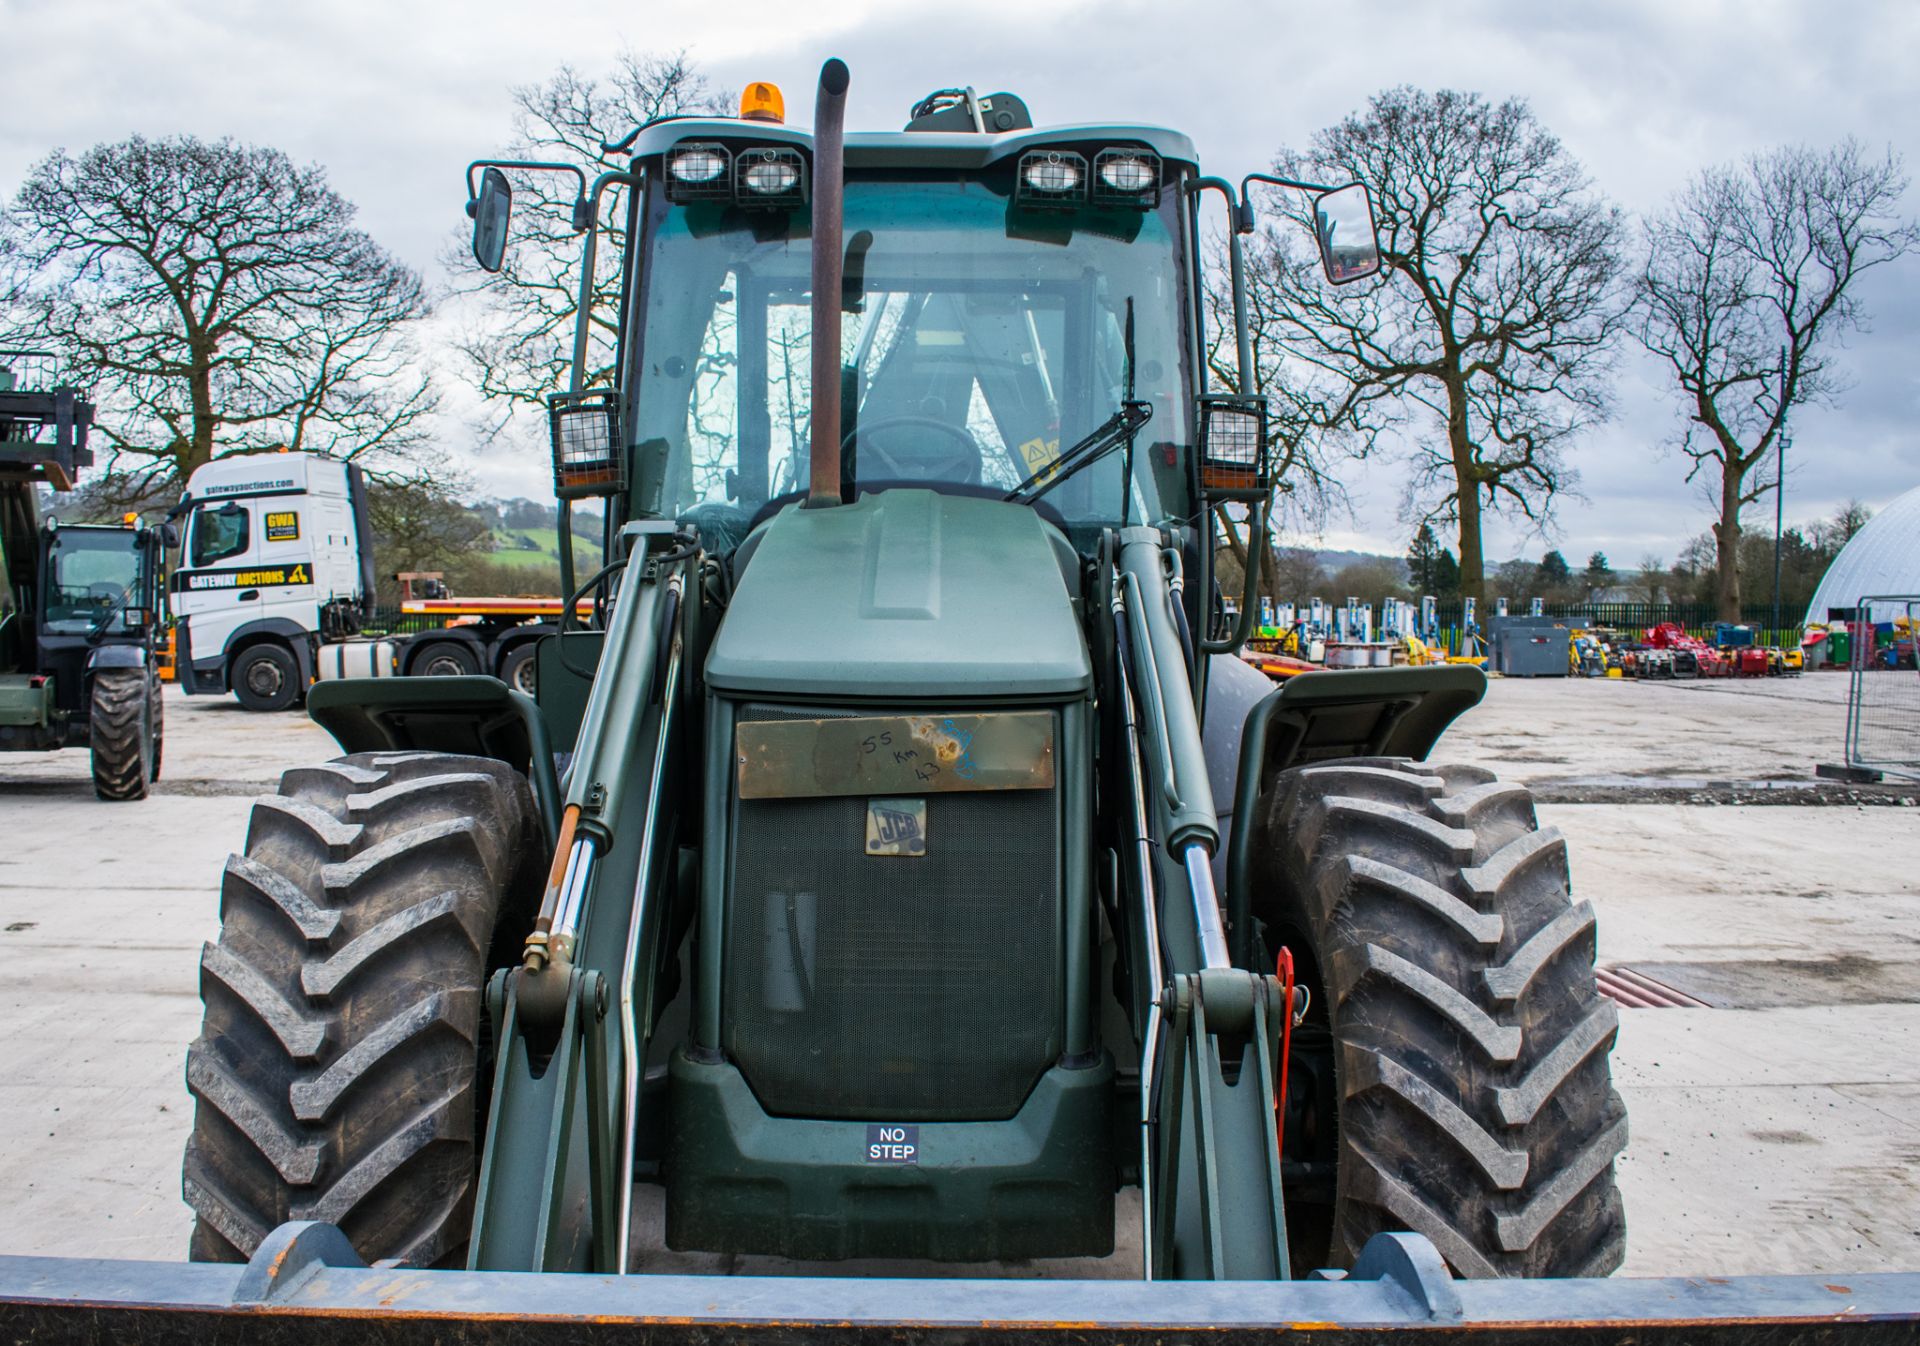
[182,751,537,1266]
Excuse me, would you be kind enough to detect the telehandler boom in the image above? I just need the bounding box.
[3,62,1917,1344]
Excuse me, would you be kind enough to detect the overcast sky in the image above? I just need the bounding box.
[6,0,1916,565]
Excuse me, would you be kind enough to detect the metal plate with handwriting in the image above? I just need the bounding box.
[737,712,1055,800]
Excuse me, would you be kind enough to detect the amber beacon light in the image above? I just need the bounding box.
[740,82,785,122]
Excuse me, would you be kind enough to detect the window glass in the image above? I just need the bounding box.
[192,506,250,567]
[41,529,143,634]
[630,175,1192,549]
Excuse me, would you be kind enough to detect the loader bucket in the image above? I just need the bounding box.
[2,1223,1918,1344]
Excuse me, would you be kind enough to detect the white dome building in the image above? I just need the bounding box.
[1805,483,1920,624]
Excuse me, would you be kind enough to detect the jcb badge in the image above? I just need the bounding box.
[865,797,926,857]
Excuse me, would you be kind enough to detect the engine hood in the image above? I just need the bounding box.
[704,490,1090,700]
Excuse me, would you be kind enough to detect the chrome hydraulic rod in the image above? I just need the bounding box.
[1181,844,1231,971]
[615,626,682,1273]
[545,837,597,967]
[1111,580,1165,1279]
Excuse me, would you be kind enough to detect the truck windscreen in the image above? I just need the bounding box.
[628,176,1192,548]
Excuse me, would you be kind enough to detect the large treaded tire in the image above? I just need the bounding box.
[89,669,154,801]
[1251,757,1627,1278]
[182,751,541,1266]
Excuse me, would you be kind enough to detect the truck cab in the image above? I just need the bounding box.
[171,452,375,710]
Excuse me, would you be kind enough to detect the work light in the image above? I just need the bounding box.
[665,144,733,201]
[1016,150,1087,207]
[734,146,808,208]
[1196,394,1271,501]
[548,390,625,499]
[1093,150,1160,207]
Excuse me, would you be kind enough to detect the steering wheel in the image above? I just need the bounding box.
[844,415,983,485]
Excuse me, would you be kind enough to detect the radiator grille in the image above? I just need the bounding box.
[723,704,1062,1121]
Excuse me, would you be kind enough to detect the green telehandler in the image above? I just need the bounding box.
[0,351,169,800]
[3,63,1916,1342]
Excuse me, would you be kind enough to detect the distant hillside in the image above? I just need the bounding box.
[1301,548,1409,578]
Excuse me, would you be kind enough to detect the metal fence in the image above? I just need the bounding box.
[1423,600,1802,646]
[1844,594,1920,781]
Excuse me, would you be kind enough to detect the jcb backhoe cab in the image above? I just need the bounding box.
[3,64,1907,1345]
[0,352,169,799]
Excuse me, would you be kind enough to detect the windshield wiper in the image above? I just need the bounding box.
[1006,296,1152,507]
[84,587,131,644]
[1003,400,1152,505]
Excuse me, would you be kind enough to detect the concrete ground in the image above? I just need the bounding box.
[0,674,1916,1280]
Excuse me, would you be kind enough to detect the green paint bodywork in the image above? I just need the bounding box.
[665,1050,1115,1262]
[0,674,53,728]
[706,492,1090,700]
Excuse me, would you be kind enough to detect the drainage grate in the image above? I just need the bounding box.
[1596,965,1712,1009]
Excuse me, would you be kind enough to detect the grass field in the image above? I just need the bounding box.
[488,527,604,569]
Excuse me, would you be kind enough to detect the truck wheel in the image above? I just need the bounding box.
[182,751,542,1266]
[89,669,154,801]
[413,641,479,677]
[1249,758,1627,1279]
[233,643,300,713]
[498,644,536,695]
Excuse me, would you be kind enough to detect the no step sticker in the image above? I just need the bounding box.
[866,1124,918,1164]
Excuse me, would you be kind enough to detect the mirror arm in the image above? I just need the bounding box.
[1199,497,1270,656]
[464,159,591,230]
[1187,177,1252,396]
[567,171,640,394]
[1239,170,1343,207]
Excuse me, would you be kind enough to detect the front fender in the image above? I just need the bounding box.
[1220,663,1487,968]
[84,644,150,672]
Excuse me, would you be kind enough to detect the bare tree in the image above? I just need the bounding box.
[1202,248,1367,535]
[449,51,725,425]
[1634,554,1668,605]
[1635,140,1918,619]
[0,135,432,495]
[1237,88,1626,603]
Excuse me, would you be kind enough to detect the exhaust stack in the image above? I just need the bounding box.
[806,58,850,508]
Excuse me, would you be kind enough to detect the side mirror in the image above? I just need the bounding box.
[468,167,513,273]
[1313,182,1381,285]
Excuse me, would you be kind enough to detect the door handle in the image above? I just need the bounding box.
[238,590,260,601]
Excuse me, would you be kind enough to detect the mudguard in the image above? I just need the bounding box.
[306,675,560,844]
[1220,663,1487,969]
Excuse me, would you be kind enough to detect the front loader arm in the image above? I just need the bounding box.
[467,521,694,1274]
[1108,524,1294,1280]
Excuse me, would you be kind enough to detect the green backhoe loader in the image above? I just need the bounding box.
[4,64,1917,1343]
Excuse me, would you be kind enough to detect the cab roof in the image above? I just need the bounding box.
[627,118,1199,173]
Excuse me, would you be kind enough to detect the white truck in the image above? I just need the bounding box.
[172,452,562,710]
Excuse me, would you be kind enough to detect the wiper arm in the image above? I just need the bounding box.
[84,587,130,644]
[1004,400,1153,504]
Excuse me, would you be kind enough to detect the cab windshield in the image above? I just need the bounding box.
[41,527,146,636]
[626,174,1193,550]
